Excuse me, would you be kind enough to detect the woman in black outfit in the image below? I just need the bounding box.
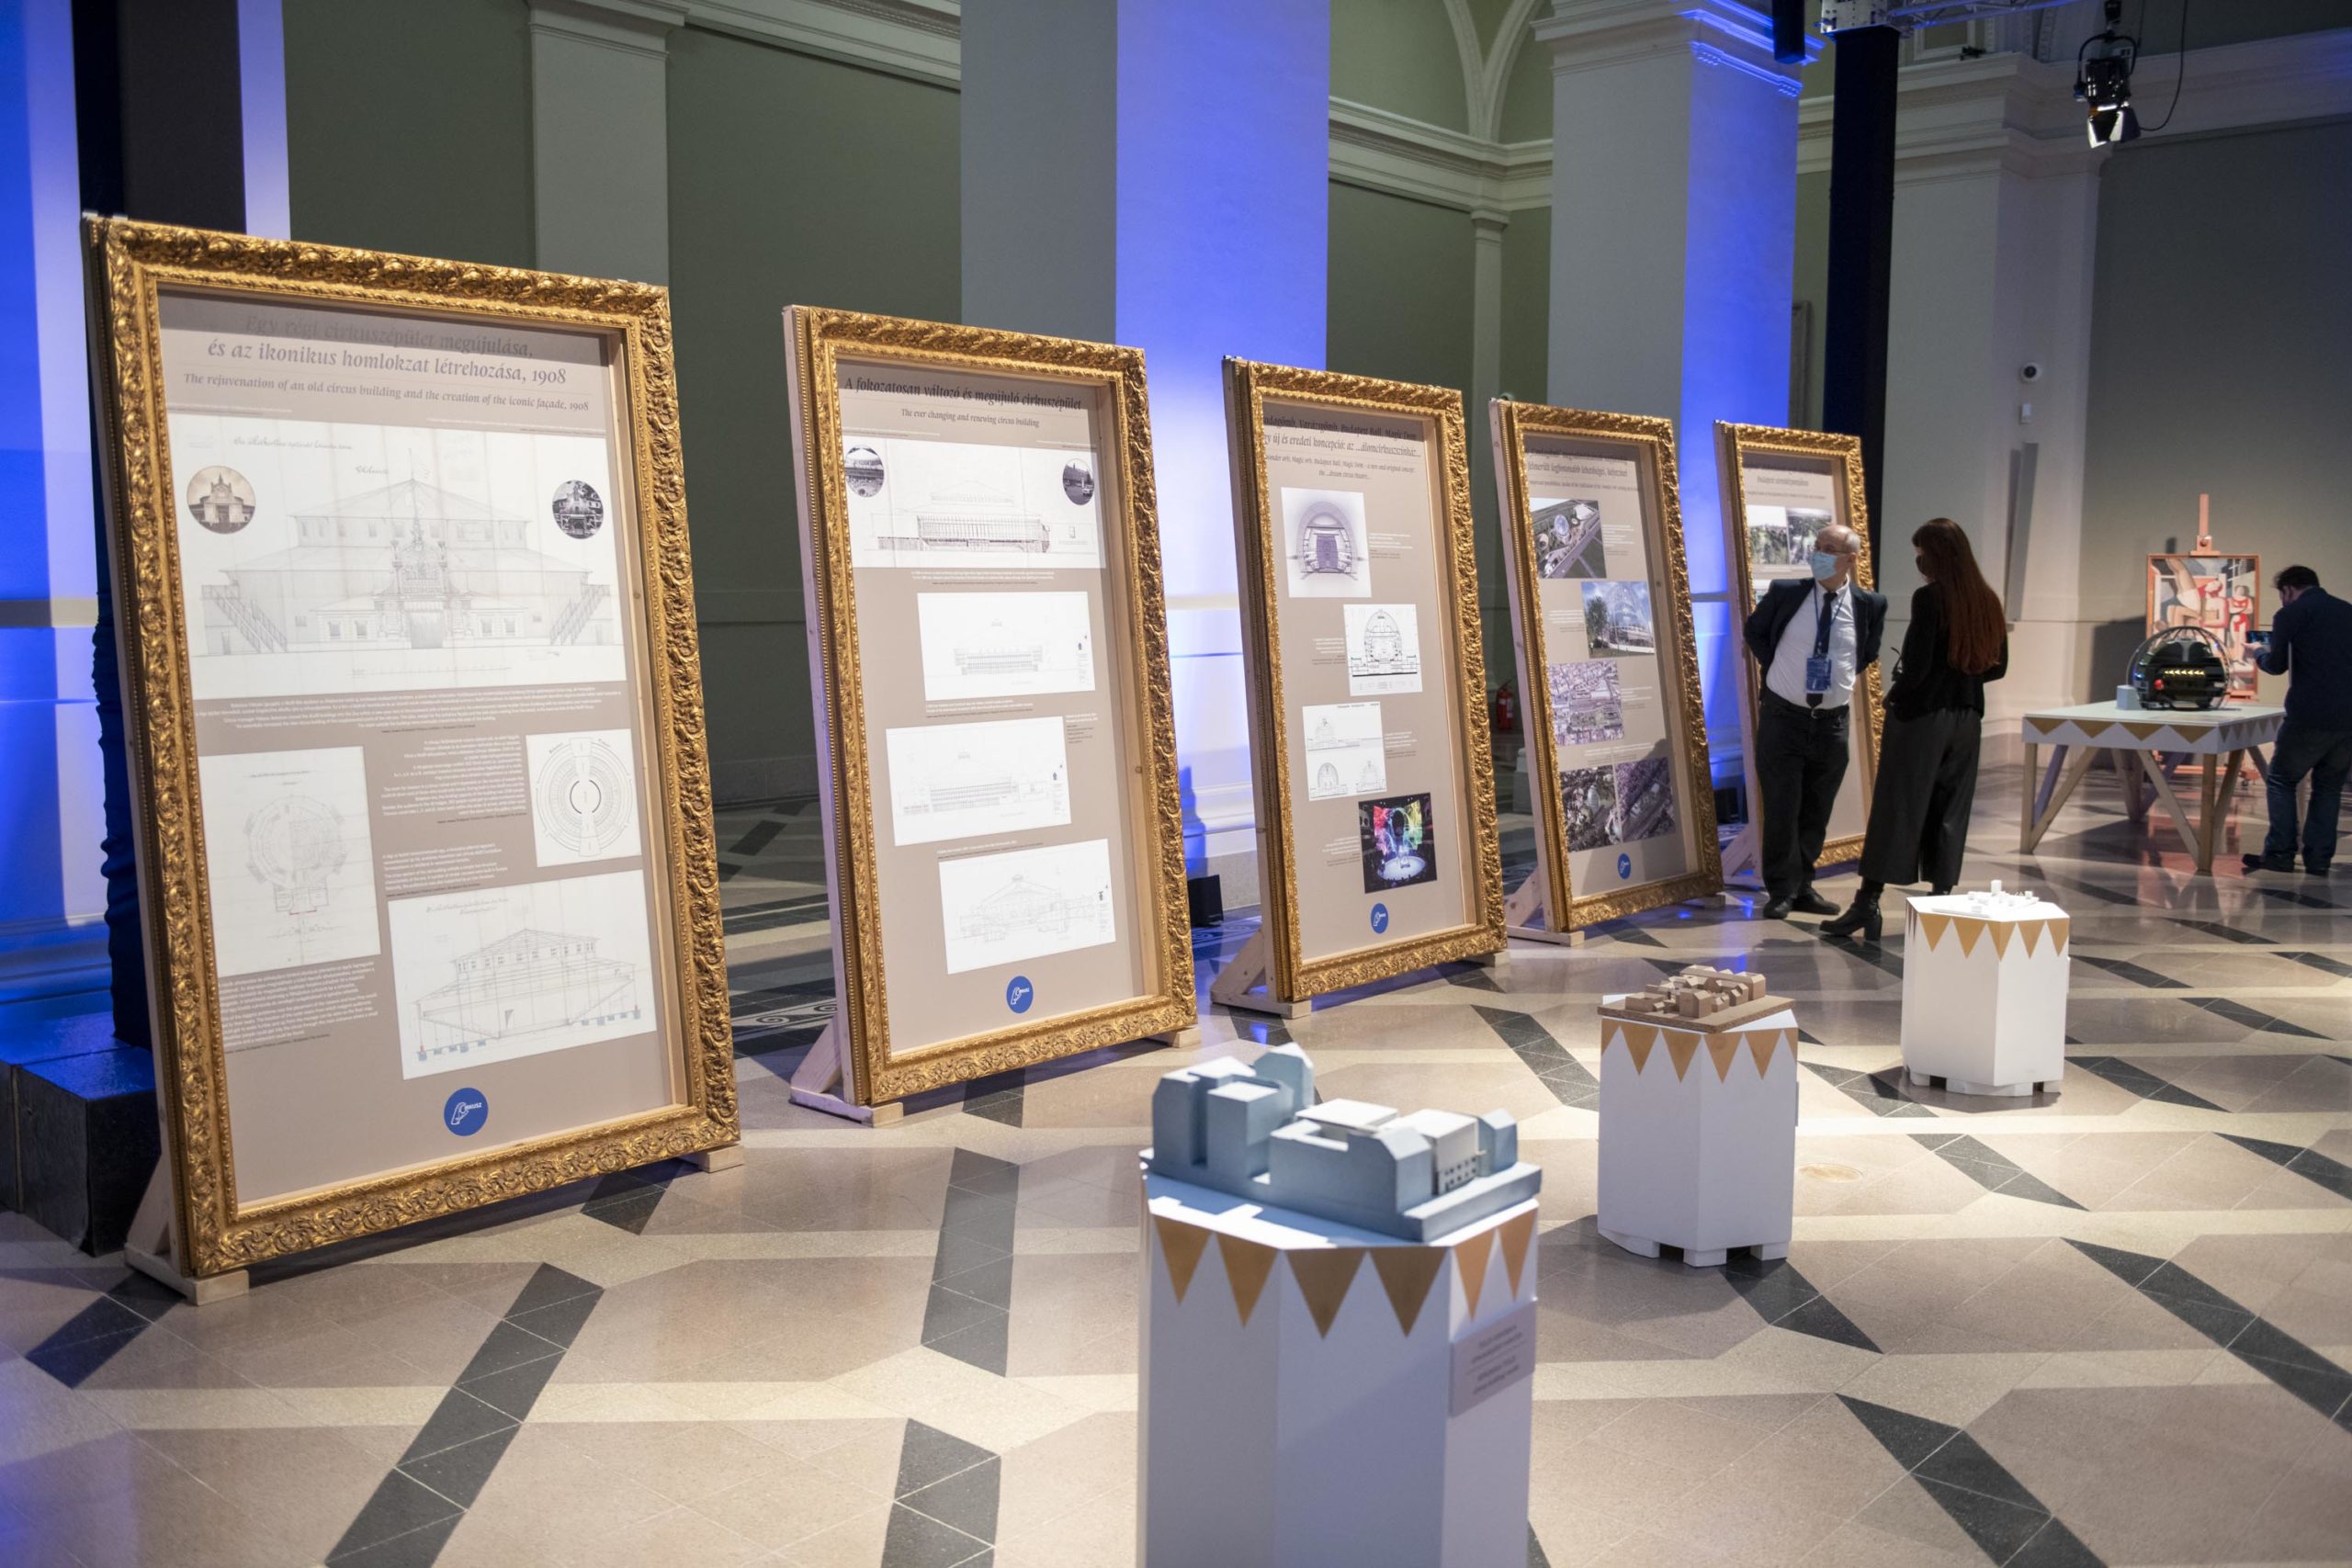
[1823,518,2007,941]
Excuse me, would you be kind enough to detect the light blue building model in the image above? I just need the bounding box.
[1144,1044,1541,1240]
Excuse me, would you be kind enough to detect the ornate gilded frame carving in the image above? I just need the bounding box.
[1715,422,1884,866]
[1224,359,1506,998]
[84,217,736,1279]
[1491,401,1723,930]
[783,307,1193,1106]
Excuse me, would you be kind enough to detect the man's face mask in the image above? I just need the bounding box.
[1809,550,1843,581]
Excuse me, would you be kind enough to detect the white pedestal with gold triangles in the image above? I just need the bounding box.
[1596,1002,1799,1266]
[1900,895,2071,1098]
[1137,1173,1539,1568]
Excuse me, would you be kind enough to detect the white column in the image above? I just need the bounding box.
[527,0,684,284]
[1538,0,1810,773]
[0,0,107,998]
[1828,56,2103,749]
[961,0,1329,904]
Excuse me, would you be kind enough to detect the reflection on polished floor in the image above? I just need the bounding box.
[4,767,2349,1568]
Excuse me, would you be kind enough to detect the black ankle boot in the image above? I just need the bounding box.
[1822,891,1883,942]
[1930,884,1954,897]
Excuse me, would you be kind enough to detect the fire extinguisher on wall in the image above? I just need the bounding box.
[1491,679,1518,735]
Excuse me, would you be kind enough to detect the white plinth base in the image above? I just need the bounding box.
[1595,1005,1799,1266]
[1140,1175,1540,1568]
[1899,897,2071,1100]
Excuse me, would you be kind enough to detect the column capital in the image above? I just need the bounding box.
[1534,0,1812,96]
[1470,208,1511,238]
[527,0,689,59]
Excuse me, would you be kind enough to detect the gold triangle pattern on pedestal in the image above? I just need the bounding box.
[1455,1229,1497,1317]
[1217,1235,1278,1325]
[1617,1023,1658,1074]
[1289,1247,1364,1337]
[1371,1247,1447,1336]
[1154,1215,1210,1303]
[1498,1210,1536,1296]
[1664,1034,1702,1080]
[1708,1037,1743,1081]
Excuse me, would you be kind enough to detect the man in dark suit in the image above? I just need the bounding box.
[2245,564,2352,874]
[1743,522,1887,919]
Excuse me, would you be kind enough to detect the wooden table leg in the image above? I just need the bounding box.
[2135,748,2201,864]
[2211,748,2248,864]
[2022,744,2093,854]
[2122,750,2152,825]
[2019,742,2038,852]
[2195,752,2221,873]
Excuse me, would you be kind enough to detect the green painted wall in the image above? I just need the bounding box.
[1792,169,1828,431]
[1497,24,1552,142]
[666,31,961,802]
[1330,0,1470,129]
[282,0,534,267]
[1498,207,1547,407]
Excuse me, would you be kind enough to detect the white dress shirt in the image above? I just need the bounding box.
[1764,581,1858,709]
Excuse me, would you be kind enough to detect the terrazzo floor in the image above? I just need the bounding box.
[3,762,2348,1568]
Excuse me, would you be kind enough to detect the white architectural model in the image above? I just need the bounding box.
[198,479,616,657]
[1146,1044,1540,1240]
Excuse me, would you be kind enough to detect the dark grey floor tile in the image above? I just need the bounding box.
[899,1457,1001,1541]
[1838,1395,1956,1472]
[2232,1351,2352,1423]
[895,1420,997,1496]
[1915,1478,2051,1563]
[2006,1517,2106,1567]
[455,1355,563,1421]
[505,1290,601,1350]
[922,1283,1010,1345]
[398,1427,521,1510]
[25,1325,142,1387]
[327,1472,466,1561]
[323,1517,465,1568]
[924,1310,1010,1377]
[879,1502,992,1568]
[398,1390,518,1464]
[1774,1292,1883,1353]
[1914,1431,2043,1510]
[452,1321,566,1385]
[503,1264,602,1318]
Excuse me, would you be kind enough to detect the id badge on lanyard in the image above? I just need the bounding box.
[1804,655,1833,694]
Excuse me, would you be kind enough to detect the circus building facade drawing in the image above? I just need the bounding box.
[197,478,616,659]
[411,927,642,1076]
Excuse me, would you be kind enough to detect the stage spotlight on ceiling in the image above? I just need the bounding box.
[2075,0,2142,146]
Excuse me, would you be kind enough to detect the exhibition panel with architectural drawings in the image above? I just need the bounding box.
[1716,423,1883,873]
[85,221,734,1277]
[783,310,1193,1108]
[1222,361,1504,1006]
[1492,403,1719,933]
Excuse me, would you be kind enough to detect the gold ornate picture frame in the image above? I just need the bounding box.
[1222,359,1505,1003]
[782,308,1193,1108]
[1715,422,1884,869]
[1491,401,1721,932]
[85,218,736,1280]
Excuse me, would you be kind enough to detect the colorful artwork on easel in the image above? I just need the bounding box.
[2148,554,2260,700]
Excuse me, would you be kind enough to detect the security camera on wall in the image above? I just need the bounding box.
[2019,364,2043,383]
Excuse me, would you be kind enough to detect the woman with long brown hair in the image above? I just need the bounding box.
[1823,519,2008,941]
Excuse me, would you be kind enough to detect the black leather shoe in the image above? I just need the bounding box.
[2243,853,2295,873]
[1789,888,1838,917]
[2308,861,2335,875]
[1821,896,1883,942]
[1761,896,1793,919]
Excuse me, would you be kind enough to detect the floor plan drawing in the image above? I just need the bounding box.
[843,435,1105,570]
[916,591,1097,702]
[388,868,655,1079]
[886,715,1071,847]
[526,729,642,866]
[936,838,1117,976]
[1302,700,1387,801]
[168,414,626,700]
[1281,487,1373,599]
[1343,602,1422,695]
[199,745,381,978]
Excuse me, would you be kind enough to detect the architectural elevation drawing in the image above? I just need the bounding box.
[916,590,1097,702]
[526,728,642,867]
[886,714,1071,848]
[1302,700,1387,801]
[388,868,654,1079]
[844,435,1105,570]
[169,415,626,701]
[199,745,380,979]
[1146,1044,1540,1241]
[1343,602,1421,695]
[1281,486,1372,599]
[936,837,1116,976]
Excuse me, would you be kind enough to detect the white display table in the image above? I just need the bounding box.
[1900,890,2070,1098]
[1595,997,1798,1266]
[1138,1172,1539,1568]
[2018,701,2282,873]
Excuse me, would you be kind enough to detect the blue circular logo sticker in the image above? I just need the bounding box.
[1370,902,1390,934]
[1618,852,1633,880]
[444,1088,489,1137]
[1005,975,1035,1014]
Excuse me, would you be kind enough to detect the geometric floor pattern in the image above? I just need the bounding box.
[3,764,2348,1566]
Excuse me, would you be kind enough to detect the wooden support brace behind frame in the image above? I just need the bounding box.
[782,308,1196,1114]
[1713,423,1885,885]
[84,219,738,1288]
[1488,400,1722,937]
[1219,358,1505,1016]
